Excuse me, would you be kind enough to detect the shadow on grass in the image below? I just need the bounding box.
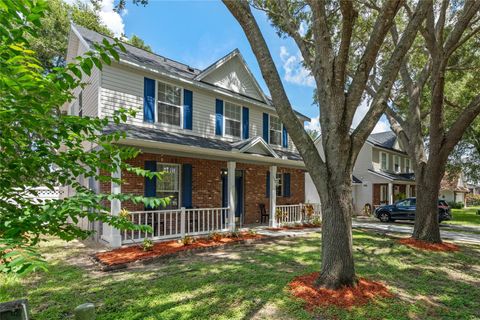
[1,232,479,320]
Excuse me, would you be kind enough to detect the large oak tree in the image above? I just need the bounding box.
[382,0,480,243]
[222,0,430,288]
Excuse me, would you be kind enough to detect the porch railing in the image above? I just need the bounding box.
[275,203,322,226]
[122,207,230,244]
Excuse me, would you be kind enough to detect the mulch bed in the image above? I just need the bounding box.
[397,238,459,252]
[93,233,265,270]
[266,224,321,231]
[289,272,393,310]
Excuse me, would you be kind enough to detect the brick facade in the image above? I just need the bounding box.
[100,152,305,225]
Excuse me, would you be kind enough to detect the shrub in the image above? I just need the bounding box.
[247,229,257,236]
[447,201,464,209]
[142,238,154,251]
[312,217,322,227]
[208,232,223,242]
[181,236,194,246]
[466,194,480,206]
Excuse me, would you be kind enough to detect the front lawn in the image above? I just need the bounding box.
[1,232,479,320]
[445,206,480,226]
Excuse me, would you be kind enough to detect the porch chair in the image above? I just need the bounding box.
[259,203,269,223]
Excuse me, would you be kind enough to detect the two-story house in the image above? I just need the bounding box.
[305,131,416,214]
[65,24,314,247]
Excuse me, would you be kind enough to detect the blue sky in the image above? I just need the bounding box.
[93,0,390,133]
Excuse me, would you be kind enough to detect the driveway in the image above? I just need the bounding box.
[352,221,480,244]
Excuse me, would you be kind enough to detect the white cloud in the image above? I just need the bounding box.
[304,115,320,131]
[279,46,315,87]
[98,0,125,37]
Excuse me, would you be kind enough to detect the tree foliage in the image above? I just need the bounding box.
[126,34,152,52]
[0,0,163,275]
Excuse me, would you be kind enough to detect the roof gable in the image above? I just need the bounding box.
[196,50,268,103]
[232,136,279,158]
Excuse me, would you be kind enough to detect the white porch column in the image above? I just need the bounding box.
[108,165,122,248]
[388,182,393,205]
[227,161,236,231]
[406,185,411,197]
[269,165,277,227]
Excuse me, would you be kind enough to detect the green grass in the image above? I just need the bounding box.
[444,206,480,226]
[1,232,479,320]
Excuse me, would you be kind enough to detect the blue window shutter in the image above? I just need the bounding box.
[263,113,269,142]
[143,77,155,123]
[181,164,192,208]
[242,106,249,139]
[144,161,157,209]
[266,171,270,198]
[183,89,193,130]
[283,173,291,197]
[215,99,223,136]
[282,125,288,148]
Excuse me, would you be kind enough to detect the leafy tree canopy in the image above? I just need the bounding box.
[0,0,162,275]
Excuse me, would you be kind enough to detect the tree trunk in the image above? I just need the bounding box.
[412,166,443,243]
[316,174,356,289]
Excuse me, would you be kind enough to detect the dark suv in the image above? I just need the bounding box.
[374,197,452,223]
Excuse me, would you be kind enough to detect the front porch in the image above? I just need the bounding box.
[100,152,320,247]
[373,182,416,207]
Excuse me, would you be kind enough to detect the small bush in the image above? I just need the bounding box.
[181,235,194,246]
[466,194,480,206]
[142,238,154,251]
[208,232,223,242]
[312,217,322,227]
[448,201,464,209]
[247,229,257,236]
[228,230,241,238]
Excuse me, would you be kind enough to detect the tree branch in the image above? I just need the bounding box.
[335,0,357,89]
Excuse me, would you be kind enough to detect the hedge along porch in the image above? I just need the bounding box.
[100,147,307,247]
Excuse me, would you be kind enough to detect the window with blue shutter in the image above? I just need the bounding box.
[283,173,291,197]
[143,77,155,123]
[282,126,288,148]
[183,89,193,130]
[242,106,249,139]
[266,171,270,198]
[144,160,157,209]
[263,113,269,142]
[215,99,223,136]
[181,164,192,208]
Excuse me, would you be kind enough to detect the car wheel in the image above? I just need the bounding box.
[378,211,390,223]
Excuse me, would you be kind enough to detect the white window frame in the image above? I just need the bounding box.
[276,173,284,197]
[380,151,389,171]
[393,155,401,173]
[269,114,283,147]
[155,80,183,128]
[155,162,182,209]
[405,158,411,173]
[223,101,242,139]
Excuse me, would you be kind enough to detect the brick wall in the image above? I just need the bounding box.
[100,152,305,225]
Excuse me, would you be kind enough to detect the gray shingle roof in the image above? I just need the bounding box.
[368,131,397,150]
[368,169,415,181]
[104,124,303,161]
[73,24,201,79]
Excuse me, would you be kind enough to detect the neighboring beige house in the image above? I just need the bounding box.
[439,172,469,205]
[305,131,473,214]
[305,131,415,214]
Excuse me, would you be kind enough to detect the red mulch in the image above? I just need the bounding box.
[95,233,264,266]
[265,224,321,231]
[397,238,459,252]
[289,272,393,310]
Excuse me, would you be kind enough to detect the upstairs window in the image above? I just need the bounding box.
[394,155,401,173]
[405,158,411,173]
[224,102,241,138]
[157,81,182,126]
[380,152,388,170]
[269,116,282,145]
